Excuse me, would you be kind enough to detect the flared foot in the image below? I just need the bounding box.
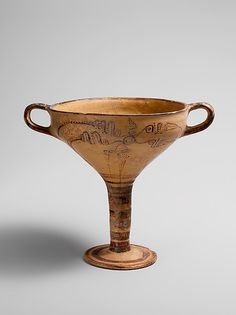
[83,244,157,270]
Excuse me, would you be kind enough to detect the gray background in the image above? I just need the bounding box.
[0,1,235,314]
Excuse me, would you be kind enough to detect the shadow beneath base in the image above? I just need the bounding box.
[0,224,90,277]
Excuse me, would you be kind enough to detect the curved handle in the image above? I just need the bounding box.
[183,102,215,137]
[24,103,51,135]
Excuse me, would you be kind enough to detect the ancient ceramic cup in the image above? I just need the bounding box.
[24,97,214,270]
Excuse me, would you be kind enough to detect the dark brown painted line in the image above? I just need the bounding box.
[91,249,150,263]
[105,180,134,184]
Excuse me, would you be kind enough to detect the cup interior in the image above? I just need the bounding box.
[51,98,186,115]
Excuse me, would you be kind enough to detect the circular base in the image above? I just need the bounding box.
[83,244,157,270]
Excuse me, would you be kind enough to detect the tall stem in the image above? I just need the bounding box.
[106,181,133,253]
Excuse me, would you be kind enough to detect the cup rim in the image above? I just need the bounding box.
[49,97,188,116]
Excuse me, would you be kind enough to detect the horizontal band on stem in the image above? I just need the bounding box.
[110,241,130,252]
[105,180,134,185]
[110,228,131,233]
[110,239,129,242]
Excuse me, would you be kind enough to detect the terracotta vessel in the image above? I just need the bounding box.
[24,97,214,270]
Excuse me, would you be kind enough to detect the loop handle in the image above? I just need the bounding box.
[183,102,215,137]
[24,103,51,135]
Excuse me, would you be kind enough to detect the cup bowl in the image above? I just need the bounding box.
[24,97,214,182]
